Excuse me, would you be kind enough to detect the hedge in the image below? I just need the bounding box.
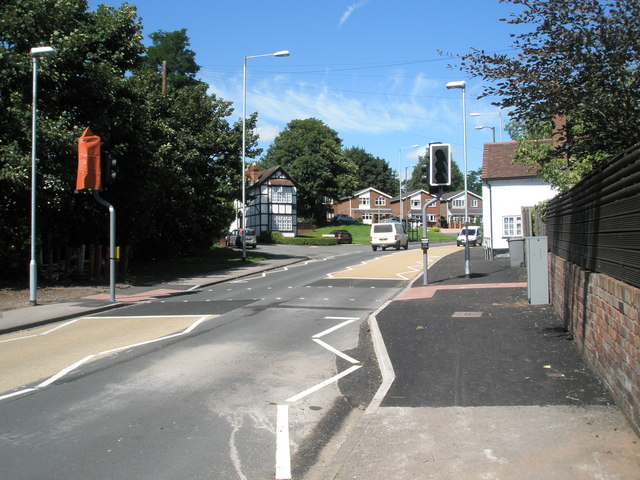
[260,231,338,246]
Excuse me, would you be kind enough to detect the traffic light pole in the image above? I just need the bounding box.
[93,191,116,302]
[421,187,443,286]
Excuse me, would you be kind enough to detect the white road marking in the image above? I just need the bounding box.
[275,404,291,480]
[285,365,362,403]
[313,339,360,364]
[313,319,357,338]
[276,315,363,476]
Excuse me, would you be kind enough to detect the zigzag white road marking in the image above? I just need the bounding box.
[275,316,362,480]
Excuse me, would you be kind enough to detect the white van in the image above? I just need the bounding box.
[370,222,409,251]
[456,226,483,247]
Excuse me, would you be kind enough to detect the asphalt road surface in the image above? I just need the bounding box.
[0,243,444,480]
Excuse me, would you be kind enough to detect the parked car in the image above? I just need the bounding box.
[329,229,353,244]
[331,214,360,225]
[226,228,257,248]
[370,222,409,251]
[384,217,401,223]
[456,226,483,247]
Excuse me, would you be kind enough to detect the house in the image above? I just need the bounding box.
[331,187,393,224]
[391,189,441,226]
[440,190,483,228]
[481,141,557,252]
[242,163,298,238]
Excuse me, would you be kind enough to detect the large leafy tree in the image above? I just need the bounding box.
[0,0,247,277]
[261,118,357,223]
[343,147,397,195]
[0,0,145,277]
[456,0,640,190]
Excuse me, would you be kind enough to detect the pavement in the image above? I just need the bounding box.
[313,247,640,480]
[1,245,639,479]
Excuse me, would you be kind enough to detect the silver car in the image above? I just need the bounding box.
[226,229,257,248]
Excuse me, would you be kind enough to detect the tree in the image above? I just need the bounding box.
[261,118,357,223]
[343,147,397,194]
[0,1,247,277]
[455,0,640,190]
[0,0,145,277]
[142,29,202,89]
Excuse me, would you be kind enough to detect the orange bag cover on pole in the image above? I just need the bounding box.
[76,127,101,191]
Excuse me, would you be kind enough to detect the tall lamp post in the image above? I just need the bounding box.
[446,80,470,279]
[475,125,496,143]
[470,111,503,142]
[398,144,419,224]
[242,50,290,261]
[29,46,58,306]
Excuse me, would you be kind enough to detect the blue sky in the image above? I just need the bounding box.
[88,0,520,180]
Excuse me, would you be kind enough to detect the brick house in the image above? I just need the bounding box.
[331,187,393,224]
[440,190,483,229]
[391,189,441,226]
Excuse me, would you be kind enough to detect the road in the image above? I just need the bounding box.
[0,243,454,480]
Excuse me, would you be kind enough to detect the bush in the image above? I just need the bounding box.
[429,226,441,233]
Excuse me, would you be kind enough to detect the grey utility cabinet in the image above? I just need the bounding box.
[525,236,549,304]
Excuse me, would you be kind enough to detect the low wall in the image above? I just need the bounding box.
[549,253,640,433]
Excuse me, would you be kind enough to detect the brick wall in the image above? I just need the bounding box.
[549,253,640,433]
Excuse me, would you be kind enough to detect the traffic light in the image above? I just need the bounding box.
[102,154,117,186]
[420,164,429,182]
[429,143,451,186]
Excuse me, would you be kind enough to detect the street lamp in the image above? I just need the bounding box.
[475,125,496,143]
[470,111,503,142]
[398,144,419,224]
[446,80,470,279]
[29,45,58,306]
[242,50,290,260]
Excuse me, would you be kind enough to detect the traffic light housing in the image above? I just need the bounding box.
[102,154,117,186]
[429,143,451,186]
[420,164,429,182]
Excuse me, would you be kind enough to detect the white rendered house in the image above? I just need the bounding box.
[482,141,557,252]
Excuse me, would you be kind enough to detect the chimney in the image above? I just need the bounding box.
[246,162,260,184]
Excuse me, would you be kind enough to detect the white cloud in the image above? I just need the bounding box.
[256,125,280,143]
[339,0,370,27]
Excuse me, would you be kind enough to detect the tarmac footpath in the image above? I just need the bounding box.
[318,247,640,480]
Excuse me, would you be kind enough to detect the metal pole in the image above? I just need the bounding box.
[93,191,116,302]
[241,56,247,261]
[29,56,39,305]
[462,87,471,279]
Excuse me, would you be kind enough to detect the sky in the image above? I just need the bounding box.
[88,0,521,182]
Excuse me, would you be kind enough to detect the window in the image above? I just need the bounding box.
[362,212,372,222]
[411,198,421,208]
[272,215,292,231]
[453,199,465,208]
[503,215,522,237]
[271,187,292,203]
[470,199,478,207]
[359,196,370,206]
[374,197,386,206]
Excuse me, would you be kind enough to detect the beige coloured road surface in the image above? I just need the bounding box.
[0,314,215,395]
[327,244,460,280]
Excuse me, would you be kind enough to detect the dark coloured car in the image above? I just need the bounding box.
[330,229,353,244]
[332,214,360,224]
